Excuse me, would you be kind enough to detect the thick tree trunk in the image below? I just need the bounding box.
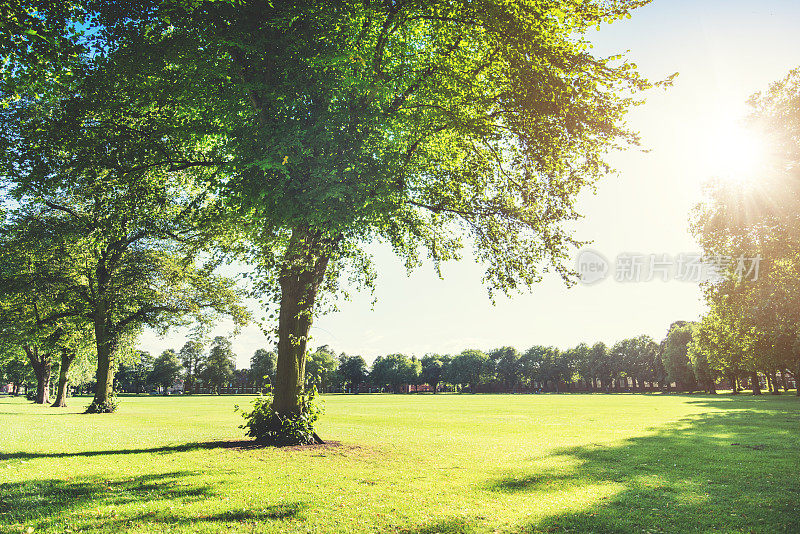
[707,379,717,394]
[24,345,52,404]
[272,227,331,416]
[750,371,761,395]
[91,321,117,408]
[52,349,76,407]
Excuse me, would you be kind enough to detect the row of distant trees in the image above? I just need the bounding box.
[115,337,237,395]
[306,324,794,395]
[5,318,795,398]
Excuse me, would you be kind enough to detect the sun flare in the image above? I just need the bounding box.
[702,123,767,183]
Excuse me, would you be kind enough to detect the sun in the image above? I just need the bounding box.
[702,122,767,183]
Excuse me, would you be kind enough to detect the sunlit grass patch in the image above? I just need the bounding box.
[1,393,798,533]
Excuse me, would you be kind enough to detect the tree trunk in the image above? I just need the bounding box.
[750,371,761,395]
[272,227,332,415]
[793,363,800,396]
[24,345,52,404]
[769,371,781,395]
[707,379,717,394]
[52,349,76,407]
[92,321,117,408]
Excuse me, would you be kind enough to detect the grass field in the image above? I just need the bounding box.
[1,393,799,533]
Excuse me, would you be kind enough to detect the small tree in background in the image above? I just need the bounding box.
[251,349,278,392]
[448,350,490,393]
[662,322,698,391]
[202,337,236,394]
[306,346,339,393]
[421,355,447,394]
[179,341,205,395]
[149,350,182,394]
[338,355,368,394]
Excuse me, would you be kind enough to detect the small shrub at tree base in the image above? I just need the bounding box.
[237,387,322,446]
[85,397,119,414]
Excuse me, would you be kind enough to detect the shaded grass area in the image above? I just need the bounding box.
[1,394,798,533]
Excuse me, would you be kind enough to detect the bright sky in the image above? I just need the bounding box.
[140,0,800,368]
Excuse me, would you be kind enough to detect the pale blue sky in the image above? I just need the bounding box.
[141,0,800,367]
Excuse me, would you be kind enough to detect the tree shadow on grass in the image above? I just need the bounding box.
[510,408,797,532]
[0,439,261,461]
[0,470,306,533]
[411,400,799,533]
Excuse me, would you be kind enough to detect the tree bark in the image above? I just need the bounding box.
[793,363,800,396]
[750,371,761,395]
[769,371,781,395]
[272,227,332,415]
[91,320,117,408]
[24,345,52,404]
[52,349,76,407]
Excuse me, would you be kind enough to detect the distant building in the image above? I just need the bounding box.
[167,379,184,395]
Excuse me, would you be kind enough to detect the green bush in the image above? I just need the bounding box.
[237,387,322,446]
[85,397,119,414]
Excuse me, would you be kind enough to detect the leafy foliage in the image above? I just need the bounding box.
[237,387,323,446]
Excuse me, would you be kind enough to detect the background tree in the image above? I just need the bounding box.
[117,351,155,394]
[421,354,447,394]
[371,354,418,394]
[179,341,205,395]
[149,350,182,394]
[201,337,236,394]
[250,349,278,392]
[448,350,490,393]
[338,355,368,394]
[662,322,697,391]
[0,43,249,412]
[306,346,339,392]
[493,347,522,392]
[687,336,717,394]
[50,322,94,407]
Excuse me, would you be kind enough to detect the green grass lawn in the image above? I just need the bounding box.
[1,393,798,533]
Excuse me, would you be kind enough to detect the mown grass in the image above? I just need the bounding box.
[1,393,798,533]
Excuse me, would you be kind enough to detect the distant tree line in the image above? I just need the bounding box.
[6,318,795,398]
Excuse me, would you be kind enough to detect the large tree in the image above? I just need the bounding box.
[0,211,85,404]
[65,0,663,439]
[692,68,800,395]
[0,56,249,411]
